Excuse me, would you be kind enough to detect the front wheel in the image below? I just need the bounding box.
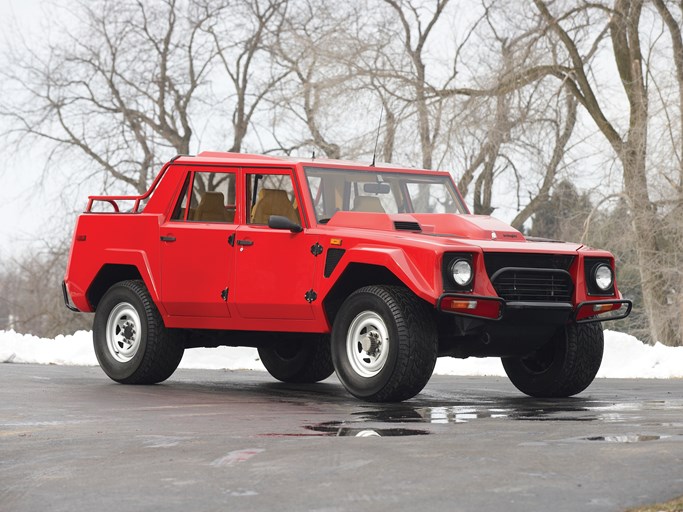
[93,280,184,384]
[331,285,438,403]
[502,322,604,398]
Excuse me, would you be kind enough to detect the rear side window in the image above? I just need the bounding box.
[171,171,236,223]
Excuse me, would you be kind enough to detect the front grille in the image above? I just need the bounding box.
[484,252,574,276]
[491,268,573,302]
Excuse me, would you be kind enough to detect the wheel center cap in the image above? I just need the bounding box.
[121,322,136,341]
[360,332,381,356]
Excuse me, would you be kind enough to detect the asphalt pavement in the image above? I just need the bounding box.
[1,363,682,512]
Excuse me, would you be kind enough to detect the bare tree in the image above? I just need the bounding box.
[266,0,392,160]
[650,0,683,343]
[527,0,677,345]
[1,0,220,194]
[380,0,451,169]
[0,242,91,337]
[206,0,289,153]
[510,90,578,229]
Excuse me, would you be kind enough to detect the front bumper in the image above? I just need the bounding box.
[438,293,632,325]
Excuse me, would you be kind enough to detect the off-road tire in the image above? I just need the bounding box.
[502,322,604,398]
[93,280,184,384]
[258,335,334,383]
[331,285,438,403]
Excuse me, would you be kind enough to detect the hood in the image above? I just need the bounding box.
[325,212,525,242]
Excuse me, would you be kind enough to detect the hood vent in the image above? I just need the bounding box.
[394,221,421,232]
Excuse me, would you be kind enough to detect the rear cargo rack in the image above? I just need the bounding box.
[85,159,177,213]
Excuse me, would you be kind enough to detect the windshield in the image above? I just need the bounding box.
[304,166,466,222]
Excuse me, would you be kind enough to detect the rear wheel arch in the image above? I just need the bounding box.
[87,264,148,310]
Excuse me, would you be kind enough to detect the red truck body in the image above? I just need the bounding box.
[64,152,631,402]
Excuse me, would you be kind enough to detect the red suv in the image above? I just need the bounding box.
[63,152,631,402]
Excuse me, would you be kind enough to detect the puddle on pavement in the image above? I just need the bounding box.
[349,398,683,426]
[273,398,683,438]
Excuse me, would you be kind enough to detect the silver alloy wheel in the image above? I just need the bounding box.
[106,302,142,363]
[346,310,390,378]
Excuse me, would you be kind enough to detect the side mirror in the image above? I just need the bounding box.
[268,215,303,233]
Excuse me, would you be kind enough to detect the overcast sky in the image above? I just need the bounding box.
[0,0,54,260]
[0,0,634,263]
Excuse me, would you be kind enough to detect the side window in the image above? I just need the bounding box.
[247,173,301,225]
[171,173,192,220]
[307,175,325,219]
[171,170,236,223]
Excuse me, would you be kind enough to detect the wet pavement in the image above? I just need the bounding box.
[1,364,683,511]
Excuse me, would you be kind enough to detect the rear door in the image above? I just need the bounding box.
[160,168,237,318]
[232,168,318,320]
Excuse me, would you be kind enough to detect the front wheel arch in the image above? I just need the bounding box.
[322,264,404,325]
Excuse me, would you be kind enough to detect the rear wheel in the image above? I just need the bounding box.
[93,280,184,384]
[258,335,334,383]
[502,322,604,398]
[331,285,438,402]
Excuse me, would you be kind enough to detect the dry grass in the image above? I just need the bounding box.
[626,496,683,512]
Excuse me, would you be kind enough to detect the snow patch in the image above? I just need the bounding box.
[0,328,682,379]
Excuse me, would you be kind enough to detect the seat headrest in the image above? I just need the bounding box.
[353,196,386,213]
[195,191,229,222]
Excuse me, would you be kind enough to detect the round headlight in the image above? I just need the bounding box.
[451,259,473,287]
[594,264,613,291]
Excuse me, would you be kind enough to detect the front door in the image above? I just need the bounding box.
[160,168,237,318]
[232,169,317,320]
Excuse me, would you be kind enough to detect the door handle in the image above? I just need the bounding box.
[237,239,253,246]
[160,235,176,242]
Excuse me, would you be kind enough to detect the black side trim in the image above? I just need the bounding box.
[62,281,80,312]
[324,248,346,278]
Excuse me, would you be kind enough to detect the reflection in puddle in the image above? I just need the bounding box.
[353,402,601,425]
[306,421,429,437]
[583,435,663,443]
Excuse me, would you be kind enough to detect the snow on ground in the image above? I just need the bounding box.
[0,329,681,379]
